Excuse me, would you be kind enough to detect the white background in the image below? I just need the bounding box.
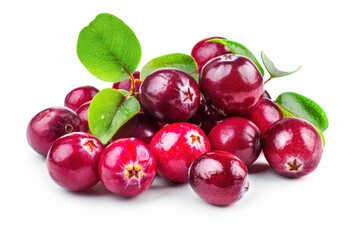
[1,0,359,239]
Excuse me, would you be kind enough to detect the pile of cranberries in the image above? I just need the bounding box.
[26,37,324,206]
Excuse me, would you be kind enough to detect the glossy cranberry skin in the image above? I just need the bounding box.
[263,117,323,178]
[64,85,99,111]
[188,96,224,134]
[75,101,91,132]
[208,117,261,166]
[112,71,141,92]
[191,37,231,73]
[99,138,157,197]
[46,132,103,191]
[27,107,86,157]
[112,112,160,144]
[189,150,249,206]
[246,98,283,136]
[150,122,211,183]
[139,68,200,123]
[199,54,264,116]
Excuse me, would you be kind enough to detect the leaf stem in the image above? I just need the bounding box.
[264,76,273,84]
[128,72,136,97]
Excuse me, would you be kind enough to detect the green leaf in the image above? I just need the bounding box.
[140,53,198,80]
[77,13,141,82]
[88,88,140,144]
[275,92,329,132]
[116,89,129,95]
[261,51,301,78]
[275,102,296,117]
[208,38,264,76]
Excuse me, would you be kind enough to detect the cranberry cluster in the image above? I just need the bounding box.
[26,37,323,206]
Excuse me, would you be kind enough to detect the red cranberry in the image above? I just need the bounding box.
[191,37,231,73]
[263,117,323,178]
[46,132,103,191]
[246,98,283,136]
[208,117,261,166]
[27,107,86,157]
[112,71,141,92]
[150,122,211,183]
[99,138,157,197]
[112,112,160,144]
[139,68,200,123]
[199,54,264,116]
[64,85,99,111]
[188,96,224,134]
[189,150,249,206]
[75,101,91,132]
[157,121,167,129]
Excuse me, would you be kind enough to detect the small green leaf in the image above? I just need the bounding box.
[275,92,329,132]
[88,88,140,144]
[208,38,264,76]
[117,89,129,95]
[261,51,301,78]
[275,102,296,117]
[140,53,198,80]
[77,13,141,82]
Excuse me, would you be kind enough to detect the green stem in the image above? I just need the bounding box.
[264,76,273,84]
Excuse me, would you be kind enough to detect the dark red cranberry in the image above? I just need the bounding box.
[157,121,167,129]
[112,112,160,144]
[64,85,99,111]
[188,96,224,134]
[27,107,86,157]
[208,117,261,166]
[139,68,200,123]
[46,132,103,191]
[191,37,231,73]
[112,71,141,92]
[150,122,211,183]
[246,98,283,136]
[263,117,323,178]
[75,101,91,133]
[189,150,249,206]
[199,54,264,116]
[99,138,157,197]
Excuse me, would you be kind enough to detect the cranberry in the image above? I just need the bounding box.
[139,68,200,123]
[112,112,160,144]
[150,122,211,183]
[112,71,142,92]
[46,132,104,191]
[208,117,261,166]
[64,85,99,111]
[191,37,231,73]
[157,121,167,129]
[246,98,283,136]
[188,96,224,134]
[189,150,249,206]
[75,101,91,132]
[27,107,86,157]
[99,138,157,197]
[199,54,264,116]
[263,117,323,178]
